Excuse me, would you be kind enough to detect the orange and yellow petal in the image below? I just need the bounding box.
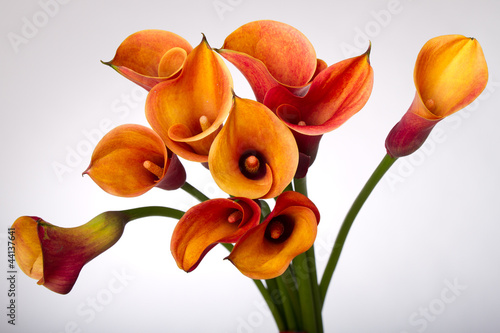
[103,30,193,90]
[222,20,317,88]
[84,124,183,197]
[208,96,299,199]
[171,197,260,272]
[227,191,319,280]
[265,47,374,136]
[146,36,233,162]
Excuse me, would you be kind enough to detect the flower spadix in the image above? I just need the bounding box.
[146,36,233,162]
[386,35,488,157]
[218,20,320,102]
[102,30,193,91]
[84,124,185,197]
[12,212,129,294]
[208,96,299,199]
[171,197,260,272]
[226,191,320,280]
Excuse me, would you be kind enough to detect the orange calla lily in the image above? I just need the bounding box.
[13,212,128,294]
[146,36,233,162]
[208,96,299,199]
[84,124,186,197]
[102,29,193,90]
[263,47,373,170]
[218,20,320,102]
[226,191,320,280]
[386,35,488,158]
[171,197,261,272]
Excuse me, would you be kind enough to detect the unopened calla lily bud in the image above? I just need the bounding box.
[13,212,129,294]
[171,197,261,272]
[385,35,488,158]
[226,191,320,280]
[84,124,186,197]
[103,29,193,90]
[208,96,299,199]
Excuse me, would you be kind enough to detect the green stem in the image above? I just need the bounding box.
[266,278,288,331]
[280,266,302,328]
[276,275,298,330]
[319,153,397,304]
[122,206,185,221]
[293,176,322,333]
[254,279,287,331]
[181,182,210,202]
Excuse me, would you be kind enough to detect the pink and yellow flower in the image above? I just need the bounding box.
[13,212,129,294]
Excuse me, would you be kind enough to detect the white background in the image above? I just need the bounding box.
[1,0,500,332]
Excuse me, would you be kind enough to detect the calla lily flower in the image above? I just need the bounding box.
[102,29,193,91]
[226,191,320,280]
[146,36,233,162]
[208,96,299,199]
[84,124,186,197]
[13,212,128,294]
[171,197,261,272]
[218,20,321,102]
[385,35,488,158]
[264,47,374,169]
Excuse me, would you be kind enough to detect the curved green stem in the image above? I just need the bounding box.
[319,153,397,304]
[122,206,185,221]
[181,182,210,202]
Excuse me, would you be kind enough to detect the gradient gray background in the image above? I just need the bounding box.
[2,0,500,332]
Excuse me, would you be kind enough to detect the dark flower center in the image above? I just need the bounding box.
[239,150,267,180]
[264,215,294,244]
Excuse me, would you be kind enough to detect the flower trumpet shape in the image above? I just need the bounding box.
[208,96,299,199]
[102,29,193,90]
[12,212,128,294]
[218,20,322,103]
[171,197,261,272]
[146,36,233,162]
[264,47,373,168]
[84,124,186,197]
[226,191,320,280]
[385,35,488,158]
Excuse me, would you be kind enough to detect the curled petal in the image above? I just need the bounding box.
[171,197,260,272]
[84,124,185,197]
[386,35,488,157]
[265,47,374,136]
[13,212,128,294]
[227,191,320,279]
[208,96,299,199]
[103,30,193,90]
[222,20,317,87]
[146,36,233,162]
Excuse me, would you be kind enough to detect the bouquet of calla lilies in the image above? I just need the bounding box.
[12,20,488,332]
